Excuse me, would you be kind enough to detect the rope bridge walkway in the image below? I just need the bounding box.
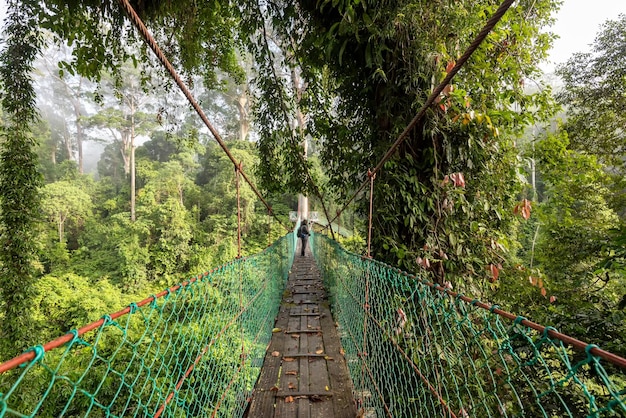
[0,0,624,416]
[0,231,624,417]
[246,240,355,417]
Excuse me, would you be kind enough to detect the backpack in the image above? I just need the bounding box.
[298,224,307,238]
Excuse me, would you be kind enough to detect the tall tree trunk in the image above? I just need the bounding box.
[77,121,84,174]
[291,68,308,220]
[130,96,136,222]
[65,78,85,174]
[120,129,131,175]
[58,218,64,243]
[70,100,84,173]
[63,121,73,162]
[234,93,250,141]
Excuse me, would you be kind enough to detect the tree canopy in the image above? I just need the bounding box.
[2,0,625,375]
[557,14,626,171]
[248,0,558,290]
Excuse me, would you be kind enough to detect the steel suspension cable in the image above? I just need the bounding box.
[330,0,516,226]
[115,0,289,232]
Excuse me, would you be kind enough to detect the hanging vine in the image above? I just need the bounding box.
[0,0,45,353]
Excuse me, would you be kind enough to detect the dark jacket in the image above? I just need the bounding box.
[299,224,309,238]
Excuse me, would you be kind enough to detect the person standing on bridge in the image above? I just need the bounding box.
[298,220,310,256]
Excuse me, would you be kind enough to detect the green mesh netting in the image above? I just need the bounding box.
[0,233,295,418]
[311,233,626,418]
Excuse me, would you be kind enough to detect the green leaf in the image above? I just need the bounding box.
[365,42,372,67]
[338,39,348,65]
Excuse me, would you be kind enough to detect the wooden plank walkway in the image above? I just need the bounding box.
[246,242,357,418]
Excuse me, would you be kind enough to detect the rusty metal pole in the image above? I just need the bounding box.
[267,207,272,248]
[359,169,376,414]
[235,162,245,369]
[367,169,375,258]
[236,163,242,259]
[337,210,341,240]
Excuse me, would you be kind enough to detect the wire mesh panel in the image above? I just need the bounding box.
[0,233,295,418]
[312,233,626,418]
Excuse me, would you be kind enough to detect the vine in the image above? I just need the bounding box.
[0,0,45,353]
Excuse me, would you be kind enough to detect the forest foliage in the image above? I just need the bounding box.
[0,0,624,413]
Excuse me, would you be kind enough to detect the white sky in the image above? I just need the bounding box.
[542,0,626,72]
[0,1,625,74]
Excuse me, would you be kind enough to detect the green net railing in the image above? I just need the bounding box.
[0,233,295,418]
[311,233,626,418]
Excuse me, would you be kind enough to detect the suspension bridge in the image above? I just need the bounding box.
[0,231,625,417]
[1,0,626,416]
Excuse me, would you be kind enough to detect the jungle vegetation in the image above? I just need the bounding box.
[0,0,624,391]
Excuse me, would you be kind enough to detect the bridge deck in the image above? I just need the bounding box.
[246,243,356,418]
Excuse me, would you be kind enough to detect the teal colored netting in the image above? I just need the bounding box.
[311,233,626,418]
[0,233,295,418]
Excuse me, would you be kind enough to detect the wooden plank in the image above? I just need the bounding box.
[275,392,333,398]
[319,303,358,418]
[247,246,356,418]
[282,353,326,358]
[297,319,311,418]
[276,294,306,417]
[246,304,290,417]
[307,319,334,418]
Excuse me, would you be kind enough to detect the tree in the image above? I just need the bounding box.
[41,181,93,243]
[557,14,626,217]
[37,47,94,174]
[199,141,258,231]
[199,71,254,142]
[520,131,626,354]
[557,14,626,171]
[0,0,45,355]
[534,131,618,281]
[86,68,157,221]
[36,1,244,86]
[0,0,247,357]
[246,0,558,287]
[136,131,179,163]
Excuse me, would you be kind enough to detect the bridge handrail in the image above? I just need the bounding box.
[312,233,626,417]
[373,252,626,369]
[0,233,296,417]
